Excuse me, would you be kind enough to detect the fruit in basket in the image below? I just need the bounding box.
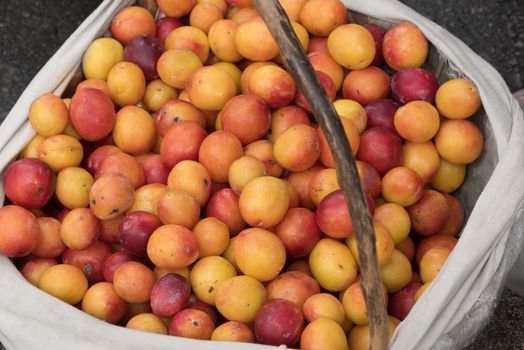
[317,117,360,168]
[39,264,88,305]
[383,22,429,71]
[379,249,413,292]
[300,317,349,350]
[89,173,135,219]
[254,298,304,346]
[206,188,247,235]
[110,6,156,46]
[208,19,243,62]
[274,207,321,258]
[189,3,225,34]
[391,68,439,104]
[266,271,320,308]
[309,238,357,292]
[435,119,484,164]
[402,141,440,183]
[3,158,54,209]
[156,17,184,44]
[299,0,347,37]
[0,205,39,257]
[234,19,279,61]
[328,23,375,70]
[357,126,403,175]
[436,78,481,119]
[37,134,83,172]
[234,227,287,281]
[274,124,320,172]
[70,87,116,141]
[394,101,440,142]
[333,99,367,134]
[165,26,210,63]
[124,36,163,81]
[220,94,271,145]
[185,66,237,111]
[248,65,297,108]
[364,23,385,66]
[33,217,65,258]
[82,282,126,323]
[419,247,452,283]
[211,320,254,342]
[169,308,215,340]
[113,261,155,303]
[29,93,69,137]
[82,38,124,80]
[342,66,391,106]
[407,190,451,236]
[107,61,146,107]
[119,211,161,257]
[150,273,191,318]
[126,313,168,334]
[308,52,344,91]
[147,224,199,269]
[62,241,112,283]
[60,208,99,250]
[347,221,395,267]
[381,166,424,207]
[157,49,203,89]
[189,256,237,305]
[20,258,57,286]
[160,120,208,169]
[113,106,156,155]
[215,275,267,323]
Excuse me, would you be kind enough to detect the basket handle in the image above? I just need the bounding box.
[251,1,390,349]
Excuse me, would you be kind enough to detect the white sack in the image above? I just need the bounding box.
[1,0,523,349]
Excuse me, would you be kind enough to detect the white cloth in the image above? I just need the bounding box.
[0,0,522,349]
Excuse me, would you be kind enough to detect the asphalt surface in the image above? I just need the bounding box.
[0,0,523,349]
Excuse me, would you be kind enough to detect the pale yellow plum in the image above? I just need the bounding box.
[82,37,124,80]
[430,158,467,193]
[190,256,237,305]
[228,155,266,194]
[436,78,481,119]
[239,176,290,229]
[209,19,243,62]
[333,99,367,134]
[379,249,413,292]
[328,24,375,70]
[299,0,348,37]
[157,49,203,89]
[193,217,230,257]
[214,275,267,323]
[143,79,178,112]
[107,62,146,107]
[309,167,340,207]
[402,141,441,183]
[434,119,484,165]
[185,66,236,111]
[234,227,287,281]
[309,238,357,292]
[373,203,411,244]
[29,93,69,137]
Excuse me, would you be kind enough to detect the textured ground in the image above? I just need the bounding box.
[0,0,523,349]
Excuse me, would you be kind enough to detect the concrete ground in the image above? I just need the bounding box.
[0,0,523,349]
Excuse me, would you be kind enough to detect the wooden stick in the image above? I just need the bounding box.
[251,1,390,349]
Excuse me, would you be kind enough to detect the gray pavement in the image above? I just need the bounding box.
[0,0,523,349]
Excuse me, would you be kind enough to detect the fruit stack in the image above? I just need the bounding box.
[0,0,491,349]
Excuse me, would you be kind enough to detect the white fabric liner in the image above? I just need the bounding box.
[0,0,522,349]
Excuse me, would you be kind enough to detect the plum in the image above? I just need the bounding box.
[3,158,54,209]
[254,298,304,347]
[119,211,162,257]
[364,99,401,136]
[391,68,439,104]
[124,35,163,81]
[150,273,191,318]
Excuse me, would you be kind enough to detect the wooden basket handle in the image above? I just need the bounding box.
[251,1,390,349]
